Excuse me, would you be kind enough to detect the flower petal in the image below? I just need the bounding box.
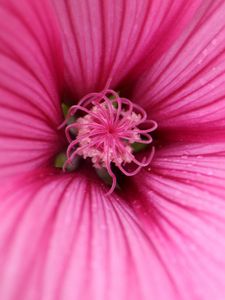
[0,170,176,300]
[1,145,225,300]
[133,0,225,136]
[126,141,225,299]
[52,0,201,98]
[0,0,64,177]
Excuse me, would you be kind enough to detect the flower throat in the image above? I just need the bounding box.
[59,88,157,195]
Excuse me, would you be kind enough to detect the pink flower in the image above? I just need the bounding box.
[0,0,225,299]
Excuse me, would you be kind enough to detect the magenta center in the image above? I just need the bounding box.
[62,89,157,195]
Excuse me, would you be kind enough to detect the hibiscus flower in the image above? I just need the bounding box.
[0,0,225,299]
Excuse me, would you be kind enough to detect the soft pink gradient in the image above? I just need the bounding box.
[0,0,225,300]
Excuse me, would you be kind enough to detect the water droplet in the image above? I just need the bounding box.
[202,49,208,56]
[211,38,217,46]
[207,170,214,175]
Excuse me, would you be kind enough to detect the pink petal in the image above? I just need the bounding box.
[0,0,64,177]
[52,0,201,98]
[1,144,225,300]
[133,0,225,133]
[127,142,225,299]
[0,170,176,300]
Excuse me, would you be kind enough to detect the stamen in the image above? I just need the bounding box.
[60,88,157,195]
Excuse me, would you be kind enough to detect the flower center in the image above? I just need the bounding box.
[60,88,157,195]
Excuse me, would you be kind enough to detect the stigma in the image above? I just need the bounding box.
[61,89,157,195]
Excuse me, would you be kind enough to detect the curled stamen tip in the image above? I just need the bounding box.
[57,120,67,130]
[104,177,117,196]
[105,187,114,196]
[151,120,158,130]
